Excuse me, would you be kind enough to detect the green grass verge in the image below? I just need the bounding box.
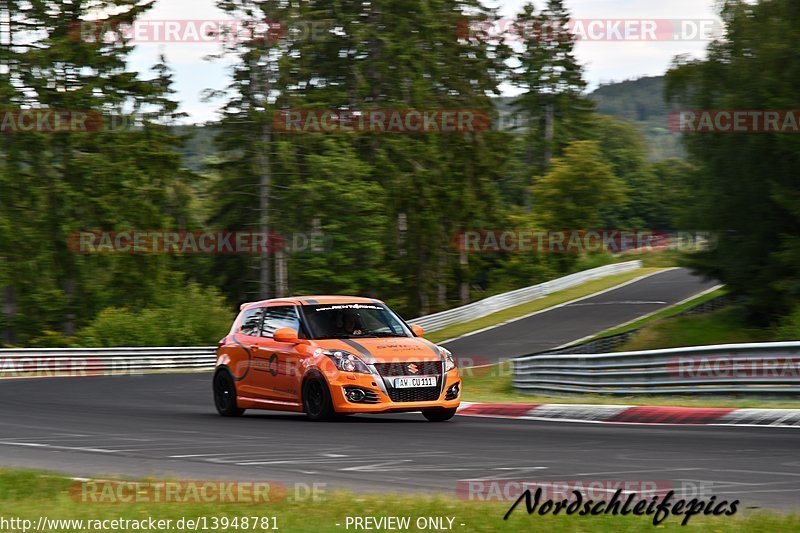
[617,307,773,353]
[0,469,797,532]
[574,287,728,344]
[460,362,800,408]
[454,283,800,408]
[426,268,666,344]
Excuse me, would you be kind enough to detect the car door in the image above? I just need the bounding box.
[253,305,304,402]
[232,306,271,399]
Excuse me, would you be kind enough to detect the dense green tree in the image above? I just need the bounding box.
[666,0,800,322]
[0,1,197,344]
[532,140,625,230]
[210,0,512,315]
[510,0,594,212]
[0,0,691,345]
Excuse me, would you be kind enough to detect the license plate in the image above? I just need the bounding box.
[393,376,437,389]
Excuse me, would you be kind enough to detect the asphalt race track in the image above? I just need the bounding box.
[1,267,797,512]
[443,268,719,361]
[1,375,799,510]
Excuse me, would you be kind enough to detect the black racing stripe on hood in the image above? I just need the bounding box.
[338,339,376,363]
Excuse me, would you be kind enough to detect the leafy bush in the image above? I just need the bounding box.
[75,283,234,347]
[774,307,800,341]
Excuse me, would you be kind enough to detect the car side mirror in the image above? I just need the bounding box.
[274,328,309,345]
[411,324,424,337]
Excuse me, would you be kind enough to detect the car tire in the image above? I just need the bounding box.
[213,369,245,417]
[422,407,457,422]
[303,375,335,421]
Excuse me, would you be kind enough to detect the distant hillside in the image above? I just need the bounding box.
[494,76,684,161]
[177,76,684,171]
[175,124,219,172]
[589,76,683,160]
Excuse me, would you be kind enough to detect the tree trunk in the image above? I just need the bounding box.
[2,286,15,346]
[417,236,429,316]
[543,101,555,170]
[437,246,446,307]
[459,248,469,305]
[63,276,76,337]
[258,121,271,300]
[275,248,288,297]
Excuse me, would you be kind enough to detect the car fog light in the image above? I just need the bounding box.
[347,389,366,402]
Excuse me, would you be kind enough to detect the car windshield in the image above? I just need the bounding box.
[301,303,412,340]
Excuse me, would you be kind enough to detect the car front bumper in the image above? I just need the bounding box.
[328,369,461,413]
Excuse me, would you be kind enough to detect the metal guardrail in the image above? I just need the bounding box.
[0,262,643,378]
[0,347,217,377]
[410,260,643,333]
[536,292,733,356]
[513,342,800,395]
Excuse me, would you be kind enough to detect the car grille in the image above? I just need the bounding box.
[374,361,443,377]
[388,385,442,403]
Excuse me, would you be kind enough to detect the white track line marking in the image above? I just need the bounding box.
[0,441,124,453]
[710,469,800,478]
[341,460,413,472]
[440,269,675,346]
[168,453,230,458]
[570,468,702,476]
[558,283,724,349]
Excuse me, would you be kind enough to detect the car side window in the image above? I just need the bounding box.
[261,306,300,338]
[239,308,266,336]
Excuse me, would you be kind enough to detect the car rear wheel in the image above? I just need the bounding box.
[214,370,245,417]
[422,407,457,422]
[303,376,335,421]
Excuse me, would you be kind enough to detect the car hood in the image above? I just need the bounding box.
[315,337,442,363]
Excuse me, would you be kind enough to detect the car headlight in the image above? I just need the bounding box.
[317,349,371,374]
[439,347,456,372]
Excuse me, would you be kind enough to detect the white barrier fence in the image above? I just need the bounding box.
[410,260,643,332]
[0,347,216,377]
[0,261,643,378]
[513,342,800,395]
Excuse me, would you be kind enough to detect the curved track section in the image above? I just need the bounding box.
[443,268,719,361]
[0,375,798,509]
[1,267,793,510]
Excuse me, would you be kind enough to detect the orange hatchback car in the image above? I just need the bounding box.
[213,296,461,421]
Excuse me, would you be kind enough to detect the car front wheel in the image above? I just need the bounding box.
[213,370,245,417]
[303,375,335,421]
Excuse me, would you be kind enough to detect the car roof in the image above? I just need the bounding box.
[240,295,385,311]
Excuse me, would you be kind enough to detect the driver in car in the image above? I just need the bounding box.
[342,311,364,336]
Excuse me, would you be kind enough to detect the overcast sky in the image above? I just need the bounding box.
[128,0,722,123]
